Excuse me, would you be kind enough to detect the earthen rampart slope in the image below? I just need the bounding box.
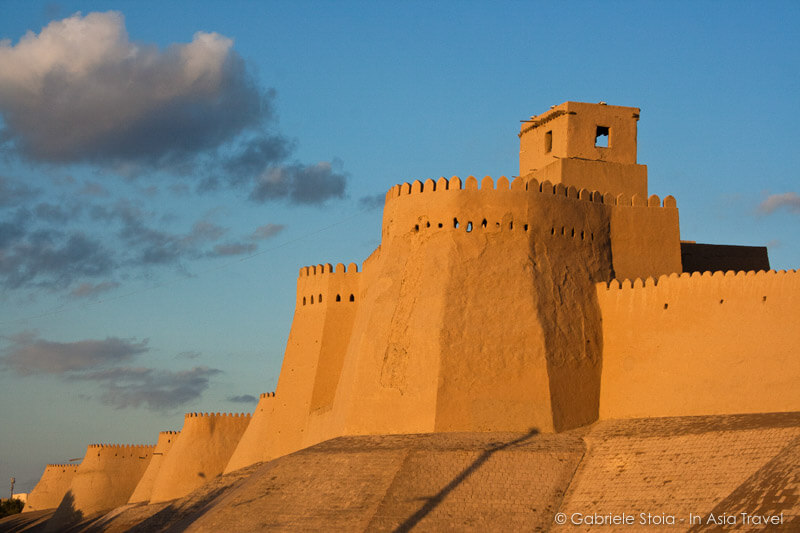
[148,412,251,503]
[22,463,79,512]
[597,269,800,419]
[128,431,180,504]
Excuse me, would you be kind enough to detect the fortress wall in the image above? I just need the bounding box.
[382,176,680,282]
[128,431,179,504]
[149,413,251,503]
[609,193,682,280]
[224,392,276,473]
[52,444,154,521]
[597,270,800,420]
[23,464,79,512]
[328,176,618,435]
[262,265,360,459]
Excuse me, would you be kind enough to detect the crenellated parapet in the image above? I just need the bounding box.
[259,391,276,399]
[381,175,675,241]
[45,463,79,469]
[296,261,360,308]
[184,412,251,418]
[599,268,798,293]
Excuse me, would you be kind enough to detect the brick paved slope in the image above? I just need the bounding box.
[7,413,797,532]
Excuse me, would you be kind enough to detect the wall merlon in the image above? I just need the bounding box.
[259,391,276,399]
[599,268,798,296]
[46,463,79,468]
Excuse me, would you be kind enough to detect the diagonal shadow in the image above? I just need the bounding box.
[393,428,540,533]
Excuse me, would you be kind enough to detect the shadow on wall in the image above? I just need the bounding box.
[393,428,540,533]
[43,491,82,532]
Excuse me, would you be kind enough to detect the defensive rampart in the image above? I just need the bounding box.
[50,444,154,524]
[148,413,251,503]
[262,264,360,459]
[128,431,180,504]
[22,464,78,512]
[597,269,800,419]
[224,392,276,473]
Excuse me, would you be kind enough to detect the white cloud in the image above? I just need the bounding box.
[758,192,800,215]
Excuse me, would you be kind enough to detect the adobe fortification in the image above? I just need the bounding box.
[21,102,799,523]
[22,464,78,512]
[49,443,154,524]
[148,412,251,503]
[127,431,180,504]
[224,392,276,473]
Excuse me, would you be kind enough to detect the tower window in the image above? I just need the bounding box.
[545,130,553,153]
[595,126,609,147]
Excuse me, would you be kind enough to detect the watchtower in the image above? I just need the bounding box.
[519,101,647,198]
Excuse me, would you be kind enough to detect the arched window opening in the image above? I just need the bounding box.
[509,221,514,230]
[336,294,341,302]
[453,218,459,229]
[303,297,306,306]
[466,221,473,232]
[438,223,443,228]
[550,227,555,235]
[581,230,585,240]
[426,221,431,228]
[481,219,487,228]
[310,295,314,304]
[349,294,355,302]
[571,228,575,237]
[414,224,419,232]
[319,294,323,303]
[524,224,529,231]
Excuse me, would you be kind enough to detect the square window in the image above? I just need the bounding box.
[545,130,553,153]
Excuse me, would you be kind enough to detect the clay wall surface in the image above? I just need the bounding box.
[128,431,179,503]
[223,392,276,473]
[262,264,360,460]
[681,242,770,273]
[22,464,78,512]
[530,157,648,199]
[148,413,250,503]
[51,444,153,522]
[326,175,620,437]
[597,269,800,420]
[519,102,640,174]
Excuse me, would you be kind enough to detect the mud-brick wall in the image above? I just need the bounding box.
[597,270,800,419]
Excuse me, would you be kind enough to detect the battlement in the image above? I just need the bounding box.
[45,463,79,469]
[260,391,276,399]
[600,268,798,291]
[87,443,155,450]
[159,430,180,436]
[299,262,359,277]
[184,412,251,418]
[384,175,673,209]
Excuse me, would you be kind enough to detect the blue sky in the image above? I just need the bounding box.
[1,1,798,492]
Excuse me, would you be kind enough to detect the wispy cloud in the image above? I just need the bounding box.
[758,192,800,215]
[358,193,385,211]
[250,223,285,240]
[1,332,148,375]
[1,332,220,410]
[76,366,222,410]
[227,394,258,404]
[69,280,120,299]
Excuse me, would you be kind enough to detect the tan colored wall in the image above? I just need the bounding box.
[223,392,276,473]
[531,158,648,200]
[22,464,78,512]
[519,102,640,175]
[51,444,153,521]
[325,175,617,437]
[127,431,179,503]
[262,264,360,460]
[148,413,250,503]
[598,269,800,419]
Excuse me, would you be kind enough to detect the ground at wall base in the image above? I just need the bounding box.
[4,412,797,532]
